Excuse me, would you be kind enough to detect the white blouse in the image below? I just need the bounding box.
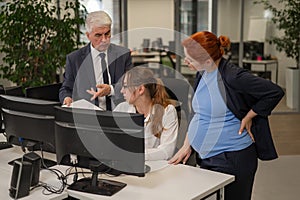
[114,102,178,161]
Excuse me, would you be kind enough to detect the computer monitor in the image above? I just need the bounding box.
[0,86,24,150]
[0,95,60,162]
[2,85,24,97]
[244,41,264,60]
[142,38,150,52]
[25,83,62,102]
[54,106,145,196]
[230,42,239,57]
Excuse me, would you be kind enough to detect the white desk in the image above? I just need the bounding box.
[0,145,68,200]
[0,137,234,200]
[131,51,165,64]
[68,163,234,200]
[242,59,279,83]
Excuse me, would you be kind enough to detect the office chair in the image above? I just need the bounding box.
[160,51,176,73]
[161,78,192,122]
[161,78,196,166]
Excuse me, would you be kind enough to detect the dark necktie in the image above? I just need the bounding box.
[99,53,112,110]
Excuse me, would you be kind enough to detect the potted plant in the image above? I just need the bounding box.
[254,0,300,109]
[0,0,87,88]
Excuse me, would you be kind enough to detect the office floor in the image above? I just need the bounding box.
[273,93,298,113]
[251,95,300,200]
[270,94,300,155]
[252,155,300,200]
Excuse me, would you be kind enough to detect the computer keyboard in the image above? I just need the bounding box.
[0,141,13,150]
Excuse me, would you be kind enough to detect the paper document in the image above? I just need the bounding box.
[62,99,103,111]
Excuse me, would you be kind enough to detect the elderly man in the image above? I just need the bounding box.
[59,10,132,110]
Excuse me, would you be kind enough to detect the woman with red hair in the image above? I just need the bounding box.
[169,31,284,200]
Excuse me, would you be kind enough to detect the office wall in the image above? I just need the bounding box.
[127,0,174,50]
[217,0,241,42]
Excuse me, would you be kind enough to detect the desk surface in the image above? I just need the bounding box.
[242,59,278,64]
[0,137,234,200]
[69,163,234,200]
[131,51,165,57]
[0,145,67,200]
[242,59,279,84]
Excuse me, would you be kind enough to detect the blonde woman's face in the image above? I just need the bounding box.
[121,75,139,105]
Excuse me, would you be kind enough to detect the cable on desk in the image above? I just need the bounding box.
[34,163,120,196]
[64,167,92,181]
[31,167,67,195]
[40,147,48,169]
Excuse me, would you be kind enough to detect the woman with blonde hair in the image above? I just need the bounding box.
[114,67,178,161]
[169,31,284,200]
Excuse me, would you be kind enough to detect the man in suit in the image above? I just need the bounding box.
[59,11,132,110]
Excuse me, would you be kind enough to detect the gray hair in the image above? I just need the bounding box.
[85,11,112,33]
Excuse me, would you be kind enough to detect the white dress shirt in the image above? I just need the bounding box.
[90,44,115,110]
[114,102,179,161]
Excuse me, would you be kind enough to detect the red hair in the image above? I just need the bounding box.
[182,31,231,63]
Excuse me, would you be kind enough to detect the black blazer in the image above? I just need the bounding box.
[194,58,284,160]
[59,43,132,105]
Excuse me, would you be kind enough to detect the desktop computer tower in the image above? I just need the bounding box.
[9,160,32,199]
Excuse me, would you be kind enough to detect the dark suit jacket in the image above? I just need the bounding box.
[59,43,132,106]
[194,58,284,160]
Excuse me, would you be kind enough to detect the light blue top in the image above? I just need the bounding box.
[188,69,253,159]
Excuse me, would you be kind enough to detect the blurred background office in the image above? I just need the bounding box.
[2,0,298,111]
[0,1,299,199]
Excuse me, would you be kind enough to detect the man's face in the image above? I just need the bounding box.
[86,26,111,51]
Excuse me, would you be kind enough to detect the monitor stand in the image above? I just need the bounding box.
[0,141,13,150]
[8,141,57,168]
[8,157,56,168]
[145,164,151,173]
[68,169,127,196]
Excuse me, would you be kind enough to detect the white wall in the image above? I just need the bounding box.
[127,0,174,50]
[217,0,241,42]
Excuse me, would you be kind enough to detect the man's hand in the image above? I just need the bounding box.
[63,97,73,106]
[86,84,111,101]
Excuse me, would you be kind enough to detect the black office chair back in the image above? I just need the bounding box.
[161,78,196,166]
[161,78,192,122]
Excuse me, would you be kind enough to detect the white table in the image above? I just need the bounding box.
[68,162,234,200]
[131,51,165,64]
[0,136,234,200]
[242,59,279,83]
[0,144,68,200]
